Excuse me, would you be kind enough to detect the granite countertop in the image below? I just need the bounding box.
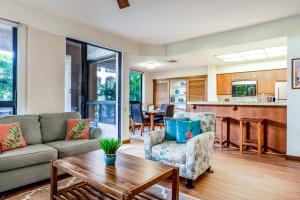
[187,101,287,106]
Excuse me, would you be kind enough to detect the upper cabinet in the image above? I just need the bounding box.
[217,69,287,96]
[217,74,232,95]
[257,70,276,94]
[186,78,207,101]
[276,69,287,81]
[232,72,257,81]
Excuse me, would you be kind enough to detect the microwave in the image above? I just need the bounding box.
[232,80,257,97]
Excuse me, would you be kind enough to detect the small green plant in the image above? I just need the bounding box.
[99,138,121,157]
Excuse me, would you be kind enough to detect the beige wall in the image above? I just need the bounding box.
[287,34,300,156]
[0,0,139,54]
[151,66,207,80]
[121,54,130,140]
[142,72,153,109]
[26,27,66,113]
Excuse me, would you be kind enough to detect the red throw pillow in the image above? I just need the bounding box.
[0,122,27,152]
[65,119,91,140]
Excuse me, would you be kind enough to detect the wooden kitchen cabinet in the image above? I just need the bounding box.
[153,80,169,108]
[257,70,276,94]
[187,78,207,101]
[276,69,287,81]
[217,74,232,95]
[232,72,257,81]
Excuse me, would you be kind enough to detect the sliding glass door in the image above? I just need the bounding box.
[0,22,17,116]
[66,39,121,139]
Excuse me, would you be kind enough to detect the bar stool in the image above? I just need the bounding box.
[215,116,229,151]
[239,118,265,157]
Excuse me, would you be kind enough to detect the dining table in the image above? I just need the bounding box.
[144,110,165,131]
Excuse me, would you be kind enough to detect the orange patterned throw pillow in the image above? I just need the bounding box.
[0,122,27,152]
[65,119,90,140]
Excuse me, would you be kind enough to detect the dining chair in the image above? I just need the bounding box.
[131,103,150,135]
[154,104,175,127]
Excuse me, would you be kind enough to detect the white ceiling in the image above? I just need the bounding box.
[129,37,287,72]
[16,0,300,45]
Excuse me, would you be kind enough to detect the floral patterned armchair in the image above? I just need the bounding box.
[144,112,215,188]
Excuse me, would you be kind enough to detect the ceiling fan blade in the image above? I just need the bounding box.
[117,0,130,9]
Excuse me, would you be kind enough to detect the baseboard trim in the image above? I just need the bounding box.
[122,139,131,144]
[285,155,300,162]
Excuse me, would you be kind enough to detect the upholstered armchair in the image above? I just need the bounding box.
[144,112,215,188]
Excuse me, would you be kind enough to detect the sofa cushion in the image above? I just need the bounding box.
[0,115,41,145]
[46,139,99,158]
[176,120,201,144]
[66,119,91,140]
[164,117,188,141]
[0,122,27,152]
[0,144,57,172]
[152,141,186,164]
[174,112,216,133]
[39,112,81,143]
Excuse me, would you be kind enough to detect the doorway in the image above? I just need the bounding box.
[66,39,122,139]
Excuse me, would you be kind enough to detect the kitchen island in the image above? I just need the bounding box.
[188,101,287,154]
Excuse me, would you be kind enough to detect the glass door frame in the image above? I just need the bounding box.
[0,26,17,114]
[66,38,122,140]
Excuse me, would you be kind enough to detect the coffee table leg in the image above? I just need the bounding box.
[50,161,58,200]
[172,168,179,200]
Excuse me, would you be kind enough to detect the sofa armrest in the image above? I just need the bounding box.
[185,131,214,180]
[144,129,165,159]
[89,127,102,139]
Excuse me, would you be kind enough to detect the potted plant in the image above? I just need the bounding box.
[98,138,121,165]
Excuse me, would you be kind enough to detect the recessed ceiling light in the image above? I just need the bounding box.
[216,45,287,63]
[216,53,244,63]
[239,49,268,60]
[146,63,157,69]
[264,46,287,57]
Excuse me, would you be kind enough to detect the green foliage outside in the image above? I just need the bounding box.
[0,53,13,101]
[129,71,142,101]
[98,138,121,156]
[98,81,116,100]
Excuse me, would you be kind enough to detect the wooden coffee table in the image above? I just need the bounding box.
[50,150,179,200]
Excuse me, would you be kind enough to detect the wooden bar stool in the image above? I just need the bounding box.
[239,118,265,157]
[215,116,229,151]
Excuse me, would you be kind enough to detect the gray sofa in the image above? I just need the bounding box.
[0,112,102,193]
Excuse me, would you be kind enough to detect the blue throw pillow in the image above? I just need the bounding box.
[176,120,201,143]
[165,118,188,141]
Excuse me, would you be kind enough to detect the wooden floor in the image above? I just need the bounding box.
[4,139,300,200]
[123,139,300,200]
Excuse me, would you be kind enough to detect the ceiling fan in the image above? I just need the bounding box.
[117,0,130,9]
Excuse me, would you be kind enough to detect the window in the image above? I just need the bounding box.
[0,22,17,116]
[129,71,143,103]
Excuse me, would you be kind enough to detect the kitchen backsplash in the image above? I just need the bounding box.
[217,94,276,103]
